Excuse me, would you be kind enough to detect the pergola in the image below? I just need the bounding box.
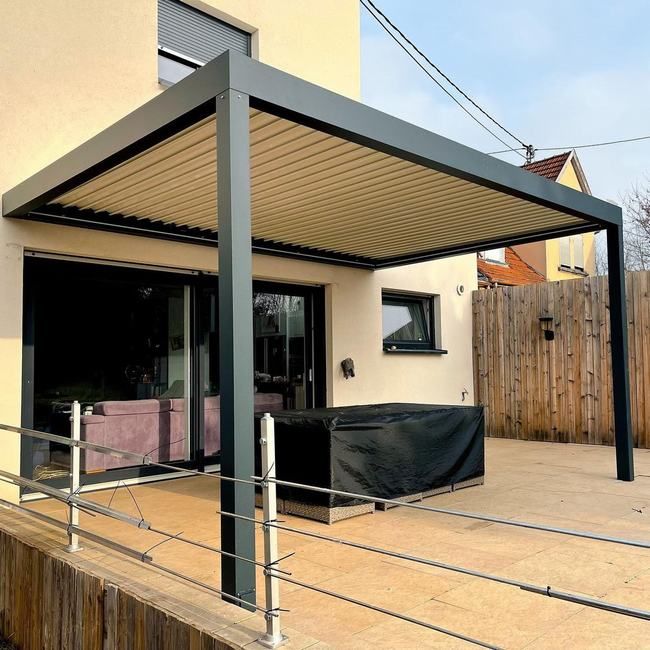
[2,50,634,608]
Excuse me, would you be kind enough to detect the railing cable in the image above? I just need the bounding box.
[269,570,502,649]
[251,475,650,550]
[218,509,650,622]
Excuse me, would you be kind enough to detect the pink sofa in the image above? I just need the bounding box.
[80,393,283,472]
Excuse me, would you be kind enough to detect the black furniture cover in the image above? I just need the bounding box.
[254,403,484,508]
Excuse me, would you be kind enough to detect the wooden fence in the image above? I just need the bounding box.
[472,271,650,448]
[0,523,239,650]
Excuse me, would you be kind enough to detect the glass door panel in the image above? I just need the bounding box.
[27,258,190,480]
[199,284,315,462]
[253,292,307,410]
[200,286,220,459]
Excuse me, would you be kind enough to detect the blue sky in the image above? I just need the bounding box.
[360,1,650,203]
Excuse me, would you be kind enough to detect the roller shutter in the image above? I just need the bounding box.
[158,0,250,64]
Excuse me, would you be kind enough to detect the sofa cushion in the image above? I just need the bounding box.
[80,414,105,425]
[169,398,186,412]
[205,395,221,411]
[254,393,284,410]
[169,396,221,412]
[94,399,171,416]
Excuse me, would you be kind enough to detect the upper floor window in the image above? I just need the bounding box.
[480,248,506,264]
[382,292,440,352]
[559,235,585,272]
[158,0,251,86]
[573,235,585,271]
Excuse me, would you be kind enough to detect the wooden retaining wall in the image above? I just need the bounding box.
[472,271,650,448]
[0,525,239,649]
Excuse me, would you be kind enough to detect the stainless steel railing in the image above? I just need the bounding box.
[2,407,650,649]
[0,405,277,642]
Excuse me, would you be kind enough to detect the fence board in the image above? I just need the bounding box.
[472,271,649,448]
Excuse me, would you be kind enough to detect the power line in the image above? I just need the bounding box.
[360,0,525,159]
[361,0,530,158]
[487,134,650,156]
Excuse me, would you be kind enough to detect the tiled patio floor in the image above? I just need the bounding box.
[26,438,650,648]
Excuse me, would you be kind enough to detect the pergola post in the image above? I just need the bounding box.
[216,89,257,606]
[607,223,634,481]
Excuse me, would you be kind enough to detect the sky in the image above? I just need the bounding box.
[360,0,650,205]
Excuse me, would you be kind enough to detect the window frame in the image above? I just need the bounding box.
[157,47,202,87]
[382,292,440,352]
[480,247,506,264]
[558,234,587,274]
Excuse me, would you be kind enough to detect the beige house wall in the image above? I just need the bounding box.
[189,0,361,99]
[0,0,476,501]
[513,159,596,281]
[545,162,596,281]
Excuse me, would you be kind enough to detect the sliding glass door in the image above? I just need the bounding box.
[22,257,324,484]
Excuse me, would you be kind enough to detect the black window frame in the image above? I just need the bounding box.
[382,292,437,352]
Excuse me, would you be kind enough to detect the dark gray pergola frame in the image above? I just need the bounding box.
[2,51,634,608]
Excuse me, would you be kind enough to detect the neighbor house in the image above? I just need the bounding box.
[478,150,596,287]
[0,0,478,500]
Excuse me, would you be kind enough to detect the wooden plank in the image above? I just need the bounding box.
[641,272,650,448]
[590,277,602,445]
[573,279,586,444]
[633,272,645,447]
[104,584,118,650]
[549,281,559,441]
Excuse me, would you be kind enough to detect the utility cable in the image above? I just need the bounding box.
[487,134,650,156]
[361,0,530,159]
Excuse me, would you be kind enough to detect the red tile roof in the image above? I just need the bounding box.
[476,151,576,287]
[520,151,571,181]
[477,247,545,287]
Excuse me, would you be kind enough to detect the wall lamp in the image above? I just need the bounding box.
[539,315,555,341]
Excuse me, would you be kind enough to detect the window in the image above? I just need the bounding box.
[158,0,251,86]
[382,293,438,351]
[573,235,585,270]
[480,248,506,264]
[559,235,585,271]
[559,237,571,268]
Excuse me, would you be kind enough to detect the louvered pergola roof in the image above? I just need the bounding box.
[2,51,619,268]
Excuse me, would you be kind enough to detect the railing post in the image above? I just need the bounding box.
[258,413,287,648]
[66,400,82,552]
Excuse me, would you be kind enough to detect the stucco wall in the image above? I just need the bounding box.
[545,162,596,281]
[0,0,475,500]
[513,160,596,281]
[190,0,361,99]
